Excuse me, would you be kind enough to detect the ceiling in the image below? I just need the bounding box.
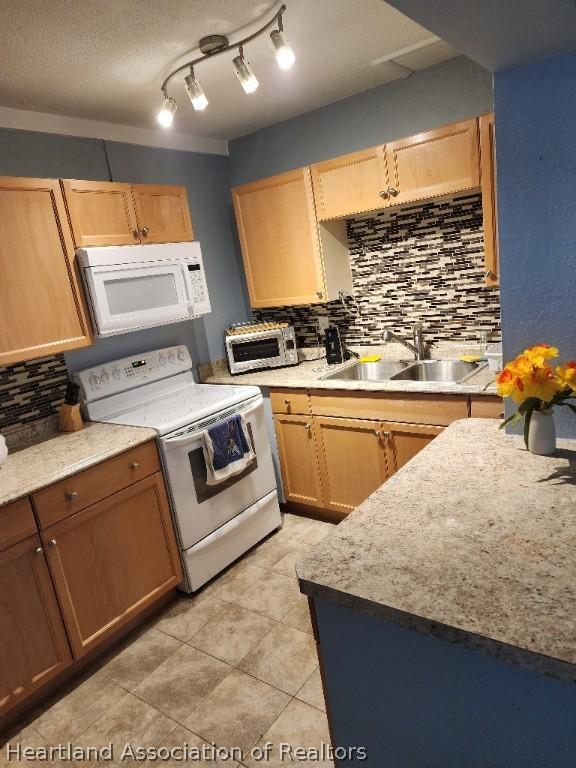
[385,0,576,72]
[0,0,458,145]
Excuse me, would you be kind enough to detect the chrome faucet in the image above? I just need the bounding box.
[382,324,425,360]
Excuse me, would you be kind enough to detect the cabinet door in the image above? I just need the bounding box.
[384,423,443,474]
[0,535,72,717]
[314,417,389,515]
[479,113,499,286]
[61,179,140,247]
[42,473,182,658]
[311,146,388,220]
[232,169,326,308]
[0,177,92,365]
[385,118,480,206]
[274,414,324,508]
[132,184,194,244]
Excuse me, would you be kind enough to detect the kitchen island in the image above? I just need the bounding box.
[296,419,576,767]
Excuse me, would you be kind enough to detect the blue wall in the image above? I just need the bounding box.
[494,51,576,437]
[228,56,493,186]
[0,128,251,373]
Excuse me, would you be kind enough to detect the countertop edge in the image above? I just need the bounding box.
[298,575,576,684]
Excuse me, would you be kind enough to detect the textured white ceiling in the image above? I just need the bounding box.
[0,0,458,143]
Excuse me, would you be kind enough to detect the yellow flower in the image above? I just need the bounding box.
[522,364,562,403]
[523,344,559,367]
[556,361,576,392]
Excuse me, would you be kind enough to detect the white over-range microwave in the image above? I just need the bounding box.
[77,242,211,337]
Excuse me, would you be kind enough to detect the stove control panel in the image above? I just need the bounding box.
[76,345,191,402]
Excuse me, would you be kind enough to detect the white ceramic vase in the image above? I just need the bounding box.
[528,410,556,456]
[0,434,7,465]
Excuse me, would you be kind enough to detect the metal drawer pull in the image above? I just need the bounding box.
[130,462,140,470]
[35,547,44,557]
[65,491,78,501]
[48,539,57,548]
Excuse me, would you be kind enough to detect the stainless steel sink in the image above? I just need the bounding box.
[390,359,480,383]
[322,360,412,381]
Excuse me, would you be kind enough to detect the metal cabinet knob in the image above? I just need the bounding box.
[379,189,389,199]
[65,491,78,501]
[35,546,44,557]
[284,399,291,405]
[485,269,495,279]
[132,228,140,239]
[48,539,57,548]
[141,226,149,237]
[316,291,323,299]
[305,423,312,431]
[130,462,140,470]
[388,187,398,197]
[374,429,381,437]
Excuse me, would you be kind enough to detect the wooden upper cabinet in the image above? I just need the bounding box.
[385,118,480,206]
[0,535,72,717]
[232,168,327,308]
[311,146,388,220]
[42,472,182,658]
[274,413,324,508]
[479,113,499,286]
[314,416,389,516]
[0,176,92,366]
[62,180,194,247]
[132,184,194,244]
[61,180,140,247]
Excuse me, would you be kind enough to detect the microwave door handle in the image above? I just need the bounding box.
[180,264,195,314]
[164,397,263,447]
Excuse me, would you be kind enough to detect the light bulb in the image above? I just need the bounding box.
[270,30,295,70]
[185,73,209,111]
[233,55,259,94]
[157,96,177,127]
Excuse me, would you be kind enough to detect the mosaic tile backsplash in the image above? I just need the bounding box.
[254,193,501,348]
[0,354,69,431]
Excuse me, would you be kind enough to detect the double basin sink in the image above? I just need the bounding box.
[322,359,480,384]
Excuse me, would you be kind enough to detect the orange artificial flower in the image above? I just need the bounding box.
[556,361,576,392]
[523,344,559,366]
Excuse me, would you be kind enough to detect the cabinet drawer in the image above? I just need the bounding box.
[470,396,504,420]
[0,497,37,552]
[270,388,312,415]
[309,390,468,426]
[32,441,160,529]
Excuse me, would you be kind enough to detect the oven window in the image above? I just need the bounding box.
[232,337,281,363]
[104,273,178,315]
[188,424,258,503]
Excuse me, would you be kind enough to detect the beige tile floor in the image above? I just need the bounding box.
[1,514,335,767]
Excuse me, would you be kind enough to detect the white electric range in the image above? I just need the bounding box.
[76,345,281,592]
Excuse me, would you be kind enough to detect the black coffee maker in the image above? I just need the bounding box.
[324,326,344,364]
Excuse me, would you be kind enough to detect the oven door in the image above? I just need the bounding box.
[160,395,277,549]
[84,262,191,335]
[227,331,286,373]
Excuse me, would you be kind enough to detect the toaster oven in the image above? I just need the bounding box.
[225,323,298,374]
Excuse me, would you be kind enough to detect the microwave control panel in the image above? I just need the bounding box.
[185,261,211,317]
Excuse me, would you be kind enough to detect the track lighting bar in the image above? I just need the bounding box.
[157,3,294,127]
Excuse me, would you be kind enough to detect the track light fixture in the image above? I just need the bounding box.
[156,3,293,128]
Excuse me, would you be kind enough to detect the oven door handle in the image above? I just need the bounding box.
[162,396,263,447]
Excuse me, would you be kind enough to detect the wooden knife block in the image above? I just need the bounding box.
[58,403,83,433]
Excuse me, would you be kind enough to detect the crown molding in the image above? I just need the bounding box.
[0,105,228,156]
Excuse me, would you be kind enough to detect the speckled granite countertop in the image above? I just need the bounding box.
[0,422,158,506]
[297,419,576,682]
[199,346,498,396]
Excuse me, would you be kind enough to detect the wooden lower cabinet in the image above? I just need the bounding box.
[383,423,443,473]
[42,472,182,658]
[0,535,72,717]
[314,417,389,515]
[274,414,324,508]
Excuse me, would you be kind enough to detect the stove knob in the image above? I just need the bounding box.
[177,349,185,362]
[168,352,176,364]
[100,370,110,383]
[159,354,167,367]
[112,368,121,380]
